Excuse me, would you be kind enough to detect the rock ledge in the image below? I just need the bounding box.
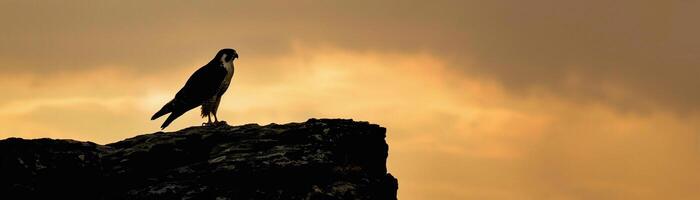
[0,119,398,200]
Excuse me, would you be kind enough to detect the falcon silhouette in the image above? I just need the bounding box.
[151,48,238,129]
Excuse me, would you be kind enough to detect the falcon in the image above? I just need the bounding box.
[151,48,238,129]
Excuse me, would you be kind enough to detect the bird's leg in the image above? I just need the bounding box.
[212,112,226,126]
[203,115,213,126]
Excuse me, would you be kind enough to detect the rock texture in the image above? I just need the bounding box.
[0,119,397,200]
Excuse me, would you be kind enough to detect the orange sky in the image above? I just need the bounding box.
[1,1,699,199]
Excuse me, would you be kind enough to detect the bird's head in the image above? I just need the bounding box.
[216,48,238,63]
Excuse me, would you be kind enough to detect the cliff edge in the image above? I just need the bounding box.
[0,119,398,200]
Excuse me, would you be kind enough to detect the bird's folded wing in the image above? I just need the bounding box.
[175,65,227,105]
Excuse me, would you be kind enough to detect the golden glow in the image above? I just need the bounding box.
[1,1,699,199]
[2,47,699,199]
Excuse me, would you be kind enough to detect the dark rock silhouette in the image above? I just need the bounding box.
[0,119,398,200]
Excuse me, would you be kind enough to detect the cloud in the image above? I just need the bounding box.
[2,0,698,114]
[1,1,700,199]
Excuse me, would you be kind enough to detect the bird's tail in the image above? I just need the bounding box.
[160,110,185,129]
[151,100,174,120]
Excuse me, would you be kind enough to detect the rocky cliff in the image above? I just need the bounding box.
[0,119,398,200]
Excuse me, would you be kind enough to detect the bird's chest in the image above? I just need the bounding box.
[220,62,234,86]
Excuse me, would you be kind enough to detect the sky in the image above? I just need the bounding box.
[1,0,699,199]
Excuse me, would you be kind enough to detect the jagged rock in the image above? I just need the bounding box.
[0,119,398,200]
